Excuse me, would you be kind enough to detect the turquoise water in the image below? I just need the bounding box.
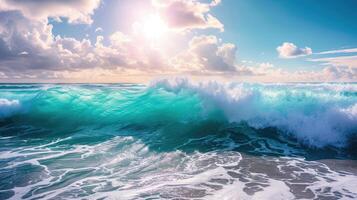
[0,79,356,199]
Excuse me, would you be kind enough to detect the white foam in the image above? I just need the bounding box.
[0,98,20,118]
[3,134,357,200]
[151,78,357,147]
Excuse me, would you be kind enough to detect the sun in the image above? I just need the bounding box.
[142,14,168,40]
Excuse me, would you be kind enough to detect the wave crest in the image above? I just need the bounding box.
[0,98,21,118]
[1,80,356,148]
[151,79,357,147]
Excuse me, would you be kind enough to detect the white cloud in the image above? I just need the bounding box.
[322,66,357,80]
[233,61,357,82]
[310,48,357,79]
[95,27,103,33]
[277,42,312,58]
[18,51,29,55]
[317,48,357,55]
[0,9,173,79]
[171,35,238,72]
[0,0,101,24]
[0,0,228,81]
[152,0,224,32]
[310,55,357,68]
[210,0,222,6]
[0,1,355,82]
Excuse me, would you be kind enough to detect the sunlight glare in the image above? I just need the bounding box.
[142,14,168,40]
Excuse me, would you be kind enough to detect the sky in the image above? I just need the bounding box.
[0,0,356,83]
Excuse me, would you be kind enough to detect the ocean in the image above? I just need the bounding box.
[0,79,356,199]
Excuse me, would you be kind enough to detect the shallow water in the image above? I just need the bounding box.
[0,80,356,199]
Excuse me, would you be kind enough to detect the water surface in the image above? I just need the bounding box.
[0,80,356,199]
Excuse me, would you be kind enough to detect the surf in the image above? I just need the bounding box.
[1,79,356,149]
[0,79,357,199]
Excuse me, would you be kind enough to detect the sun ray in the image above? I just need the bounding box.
[142,14,168,40]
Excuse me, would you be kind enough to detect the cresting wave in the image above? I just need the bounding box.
[1,79,356,148]
[0,80,357,199]
[151,79,357,148]
[0,98,20,118]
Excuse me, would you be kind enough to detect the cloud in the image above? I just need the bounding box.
[0,11,57,72]
[0,0,355,82]
[310,55,357,68]
[0,11,104,75]
[322,66,357,80]
[95,27,103,33]
[308,47,357,81]
[3,10,352,83]
[317,48,357,55]
[0,0,101,24]
[171,35,238,73]
[0,10,171,79]
[0,0,230,81]
[234,61,357,82]
[152,0,224,32]
[308,48,357,80]
[210,0,222,6]
[277,42,312,58]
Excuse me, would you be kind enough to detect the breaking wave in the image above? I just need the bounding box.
[1,79,356,148]
[1,80,357,200]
